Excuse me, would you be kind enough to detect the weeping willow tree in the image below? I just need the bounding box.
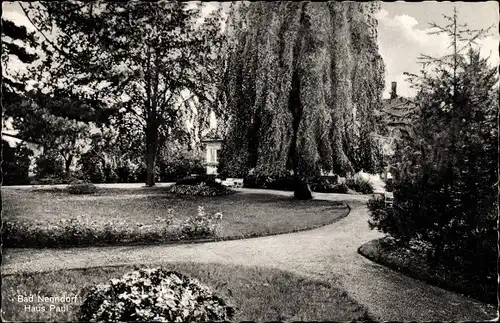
[219,2,385,199]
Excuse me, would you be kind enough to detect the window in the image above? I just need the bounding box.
[208,148,218,163]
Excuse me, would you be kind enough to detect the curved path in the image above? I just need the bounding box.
[2,189,496,321]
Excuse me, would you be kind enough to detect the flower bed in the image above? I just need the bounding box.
[1,263,371,322]
[67,181,98,195]
[79,267,234,322]
[165,181,234,197]
[2,206,222,248]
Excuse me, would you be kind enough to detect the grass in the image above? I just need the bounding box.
[358,237,497,305]
[1,262,370,322]
[2,187,348,246]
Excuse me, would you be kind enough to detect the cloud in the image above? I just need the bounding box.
[2,4,35,31]
[376,9,499,98]
[477,36,500,66]
[376,10,450,98]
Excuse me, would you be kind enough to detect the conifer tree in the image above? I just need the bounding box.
[370,9,497,295]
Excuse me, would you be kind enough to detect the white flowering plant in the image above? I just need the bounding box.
[180,206,223,239]
[78,268,234,322]
[3,207,223,247]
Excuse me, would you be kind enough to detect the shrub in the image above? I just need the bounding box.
[78,152,106,183]
[158,154,205,182]
[104,166,120,183]
[133,164,158,184]
[31,175,69,185]
[78,267,235,322]
[34,152,66,179]
[243,175,297,191]
[309,176,349,193]
[180,206,223,239]
[371,49,498,290]
[166,182,234,197]
[115,164,137,183]
[367,195,401,237]
[2,207,222,248]
[67,181,98,195]
[175,175,215,186]
[345,177,374,194]
[1,141,33,185]
[384,178,394,192]
[294,181,312,200]
[243,175,352,193]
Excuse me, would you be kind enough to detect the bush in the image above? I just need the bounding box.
[367,195,399,237]
[67,181,98,195]
[133,164,154,184]
[31,175,68,185]
[180,206,223,238]
[78,152,106,183]
[159,155,205,182]
[384,178,394,192]
[243,175,296,191]
[166,182,234,197]
[34,152,66,180]
[78,267,234,322]
[104,166,120,183]
[176,174,216,186]
[115,164,137,183]
[243,175,352,193]
[309,176,349,193]
[2,207,222,248]
[345,176,374,194]
[1,141,32,185]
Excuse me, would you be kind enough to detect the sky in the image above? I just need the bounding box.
[2,1,499,101]
[377,1,499,98]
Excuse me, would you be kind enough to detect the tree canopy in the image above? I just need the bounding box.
[21,1,225,185]
[219,2,385,180]
[370,9,498,299]
[2,18,38,115]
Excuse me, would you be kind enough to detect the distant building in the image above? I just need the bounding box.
[376,82,416,155]
[2,130,43,176]
[376,81,416,179]
[200,128,223,175]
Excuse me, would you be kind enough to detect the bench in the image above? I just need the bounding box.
[221,178,244,188]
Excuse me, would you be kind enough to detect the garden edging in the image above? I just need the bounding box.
[3,204,350,251]
[357,238,496,305]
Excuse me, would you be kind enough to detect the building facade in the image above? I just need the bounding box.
[200,128,223,175]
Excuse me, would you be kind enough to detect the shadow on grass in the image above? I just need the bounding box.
[3,187,350,249]
[358,237,497,305]
[1,262,372,322]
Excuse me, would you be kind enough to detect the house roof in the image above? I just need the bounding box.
[201,128,224,143]
[2,131,43,146]
[380,96,416,127]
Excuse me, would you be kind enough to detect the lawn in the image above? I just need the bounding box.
[358,238,497,305]
[1,262,370,322]
[2,187,348,247]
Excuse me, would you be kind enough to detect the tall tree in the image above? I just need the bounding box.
[404,7,495,170]
[21,1,225,186]
[7,90,91,176]
[372,9,497,290]
[219,2,384,199]
[2,19,37,186]
[1,18,38,105]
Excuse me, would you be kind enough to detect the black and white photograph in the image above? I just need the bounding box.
[1,1,498,321]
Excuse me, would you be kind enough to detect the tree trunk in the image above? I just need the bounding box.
[64,154,73,178]
[145,117,158,187]
[294,176,312,200]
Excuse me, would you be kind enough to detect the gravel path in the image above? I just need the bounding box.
[2,189,496,321]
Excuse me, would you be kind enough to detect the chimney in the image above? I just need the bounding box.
[390,82,397,99]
